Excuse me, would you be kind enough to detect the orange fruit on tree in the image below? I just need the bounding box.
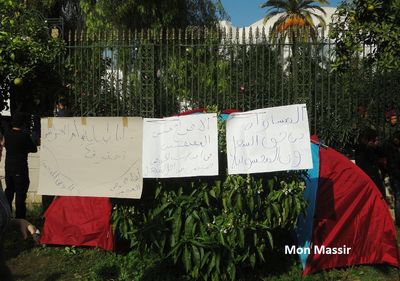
[13,77,23,86]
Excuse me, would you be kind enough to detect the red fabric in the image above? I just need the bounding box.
[304,145,399,275]
[40,196,115,251]
[176,108,206,116]
[222,109,241,114]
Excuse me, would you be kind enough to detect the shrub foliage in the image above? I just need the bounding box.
[112,120,307,281]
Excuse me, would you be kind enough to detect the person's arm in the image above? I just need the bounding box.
[384,145,400,179]
[25,134,38,153]
[0,134,3,162]
[10,218,36,239]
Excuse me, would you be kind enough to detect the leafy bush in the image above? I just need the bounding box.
[111,114,308,280]
[113,171,306,281]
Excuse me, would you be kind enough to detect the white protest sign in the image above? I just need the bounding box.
[38,117,143,198]
[143,113,218,178]
[226,104,312,174]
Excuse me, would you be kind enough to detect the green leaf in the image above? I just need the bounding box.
[204,191,210,206]
[183,245,191,273]
[172,207,182,244]
[199,246,204,262]
[239,228,245,247]
[215,252,221,273]
[266,230,274,249]
[266,208,272,225]
[236,193,243,211]
[192,210,200,221]
[257,246,265,262]
[249,254,256,268]
[200,207,210,224]
[272,203,281,219]
[152,202,172,217]
[268,178,275,192]
[209,189,216,198]
[191,245,201,268]
[222,197,228,209]
[227,262,236,280]
[202,251,212,268]
[249,195,255,212]
[227,189,235,209]
[192,222,197,236]
[155,187,162,198]
[214,181,221,197]
[253,232,258,245]
[219,232,225,246]
[184,214,195,238]
[283,198,290,223]
[207,254,216,275]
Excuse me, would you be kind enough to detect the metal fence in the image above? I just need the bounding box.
[62,27,400,149]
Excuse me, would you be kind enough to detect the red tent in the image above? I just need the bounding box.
[39,196,115,251]
[303,141,399,274]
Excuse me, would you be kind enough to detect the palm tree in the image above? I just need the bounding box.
[261,0,329,43]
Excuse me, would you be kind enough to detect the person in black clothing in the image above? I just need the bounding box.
[54,97,72,117]
[2,113,37,219]
[0,186,37,281]
[383,131,400,226]
[355,128,386,196]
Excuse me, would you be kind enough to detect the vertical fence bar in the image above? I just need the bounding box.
[248,27,252,110]
[228,27,233,109]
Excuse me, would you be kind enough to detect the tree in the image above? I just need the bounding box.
[0,0,64,114]
[330,0,400,71]
[261,0,329,43]
[79,0,229,32]
[17,0,85,40]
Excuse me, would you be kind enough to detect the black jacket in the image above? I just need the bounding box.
[384,141,400,181]
[355,144,384,194]
[4,129,37,174]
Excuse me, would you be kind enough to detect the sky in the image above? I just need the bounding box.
[220,0,343,27]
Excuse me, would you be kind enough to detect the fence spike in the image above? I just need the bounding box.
[262,26,266,42]
[141,29,144,41]
[235,27,239,42]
